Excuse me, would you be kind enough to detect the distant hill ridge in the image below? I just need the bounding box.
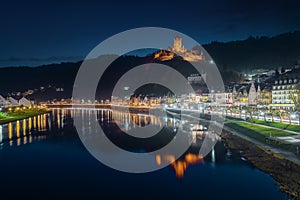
[200,30,300,71]
[0,30,299,101]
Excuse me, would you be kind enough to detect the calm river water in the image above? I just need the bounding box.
[0,109,290,199]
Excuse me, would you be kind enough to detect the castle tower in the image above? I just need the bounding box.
[174,36,183,51]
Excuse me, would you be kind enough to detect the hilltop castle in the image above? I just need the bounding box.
[154,36,204,62]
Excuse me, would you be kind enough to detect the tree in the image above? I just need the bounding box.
[283,111,292,124]
[288,112,292,124]
[281,67,285,74]
[289,83,300,111]
[268,108,276,122]
[246,107,254,120]
[275,110,283,123]
[260,107,267,121]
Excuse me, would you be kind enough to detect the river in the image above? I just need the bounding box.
[0,109,290,199]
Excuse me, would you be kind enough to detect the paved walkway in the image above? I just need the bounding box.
[223,125,300,165]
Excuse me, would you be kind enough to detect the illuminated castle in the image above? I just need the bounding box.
[154,36,204,62]
[170,36,186,53]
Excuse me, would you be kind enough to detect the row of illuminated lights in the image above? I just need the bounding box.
[165,104,299,119]
[6,105,46,112]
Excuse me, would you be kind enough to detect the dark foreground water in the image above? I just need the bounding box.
[0,109,290,199]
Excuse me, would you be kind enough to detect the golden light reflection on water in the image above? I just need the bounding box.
[33,116,36,129]
[156,153,204,179]
[111,110,162,131]
[8,123,12,140]
[1,109,207,180]
[57,111,60,128]
[23,119,26,136]
[16,121,20,138]
[2,113,50,147]
[28,117,32,131]
[37,115,41,131]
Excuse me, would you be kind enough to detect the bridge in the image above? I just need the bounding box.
[43,103,153,114]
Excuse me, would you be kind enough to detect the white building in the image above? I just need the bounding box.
[8,97,19,107]
[19,97,31,107]
[209,92,233,107]
[0,95,6,108]
[187,73,206,84]
[270,78,298,110]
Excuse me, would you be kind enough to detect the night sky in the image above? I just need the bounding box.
[0,0,299,66]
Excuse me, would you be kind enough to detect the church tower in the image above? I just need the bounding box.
[248,82,257,106]
[256,84,261,104]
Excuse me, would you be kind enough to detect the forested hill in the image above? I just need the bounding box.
[200,31,300,71]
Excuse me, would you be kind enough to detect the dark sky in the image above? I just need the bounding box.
[0,0,299,66]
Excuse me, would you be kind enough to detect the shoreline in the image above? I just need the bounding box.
[0,109,51,125]
[221,130,300,199]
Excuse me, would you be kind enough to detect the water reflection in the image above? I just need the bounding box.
[155,153,205,179]
[71,108,220,178]
[1,113,51,147]
[0,109,289,200]
[0,108,220,179]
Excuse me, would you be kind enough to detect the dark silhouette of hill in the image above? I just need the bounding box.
[0,62,81,100]
[200,30,300,72]
[0,55,234,101]
[0,30,299,101]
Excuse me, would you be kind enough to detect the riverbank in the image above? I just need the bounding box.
[0,108,51,125]
[221,130,300,199]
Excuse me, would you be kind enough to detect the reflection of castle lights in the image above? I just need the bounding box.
[171,154,204,179]
[156,153,204,179]
[155,154,175,166]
